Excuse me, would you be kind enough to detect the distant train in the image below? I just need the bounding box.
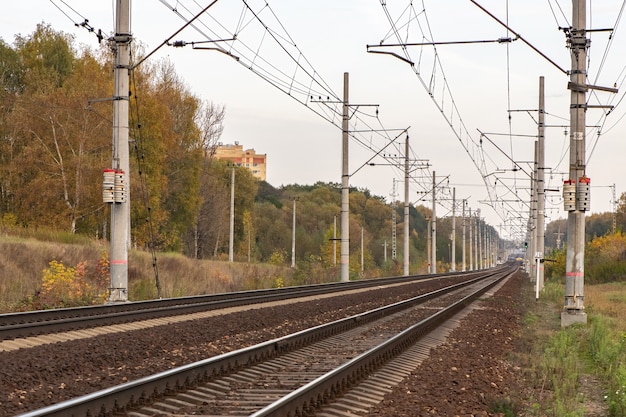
[507,253,524,265]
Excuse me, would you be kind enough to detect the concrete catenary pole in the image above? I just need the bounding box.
[528,169,536,277]
[426,217,431,271]
[451,187,456,272]
[484,220,488,267]
[533,142,539,280]
[108,0,131,303]
[488,230,492,267]
[473,209,480,270]
[481,220,485,269]
[341,72,350,282]
[469,208,473,271]
[483,226,487,268]
[476,209,483,269]
[563,0,588,326]
[333,215,337,266]
[537,76,546,293]
[483,220,487,267]
[391,178,397,260]
[404,136,410,276]
[229,167,235,262]
[486,223,490,267]
[462,200,466,271]
[431,171,437,274]
[291,198,296,268]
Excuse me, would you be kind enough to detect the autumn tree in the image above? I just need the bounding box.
[4,25,111,233]
[255,198,290,262]
[128,59,210,251]
[585,232,626,283]
[183,101,226,258]
[182,160,258,260]
[184,160,230,259]
[616,191,626,231]
[0,39,24,216]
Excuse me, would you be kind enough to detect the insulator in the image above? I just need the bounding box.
[576,177,590,211]
[114,170,127,203]
[103,169,115,204]
[563,179,576,212]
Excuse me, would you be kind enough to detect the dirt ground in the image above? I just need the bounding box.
[364,270,609,417]
[364,270,525,416]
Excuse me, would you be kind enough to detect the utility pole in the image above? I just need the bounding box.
[426,217,431,272]
[477,209,482,269]
[472,209,479,271]
[489,230,492,267]
[430,171,437,274]
[537,76,546,294]
[485,229,490,268]
[451,188,456,272]
[108,0,131,303]
[554,226,564,249]
[341,72,350,282]
[486,223,490,266]
[391,179,397,260]
[469,208,473,271]
[528,169,536,277]
[229,167,235,263]
[489,229,496,268]
[562,0,588,326]
[462,201,466,272]
[291,198,296,268]
[611,183,617,234]
[481,221,486,269]
[333,215,337,266]
[404,136,410,276]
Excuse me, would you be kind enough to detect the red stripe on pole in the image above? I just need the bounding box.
[566,271,583,277]
[111,260,128,265]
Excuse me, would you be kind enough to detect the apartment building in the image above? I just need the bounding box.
[212,142,267,181]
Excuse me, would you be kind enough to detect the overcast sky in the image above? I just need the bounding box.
[2,1,625,239]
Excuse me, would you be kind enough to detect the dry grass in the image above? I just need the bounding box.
[514,279,626,416]
[0,230,293,312]
[0,236,106,311]
[586,282,626,327]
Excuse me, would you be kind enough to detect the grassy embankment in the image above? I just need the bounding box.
[0,227,296,312]
[516,276,626,416]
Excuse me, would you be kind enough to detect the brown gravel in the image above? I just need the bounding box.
[364,270,525,417]
[0,273,537,417]
[0,277,465,416]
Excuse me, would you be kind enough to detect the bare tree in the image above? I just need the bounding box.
[197,100,225,157]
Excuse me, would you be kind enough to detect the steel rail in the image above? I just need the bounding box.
[252,267,515,417]
[15,267,512,417]
[0,269,478,341]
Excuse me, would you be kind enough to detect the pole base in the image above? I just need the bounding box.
[107,288,129,304]
[561,310,587,327]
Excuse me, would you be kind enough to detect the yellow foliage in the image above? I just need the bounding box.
[0,213,18,227]
[42,260,84,301]
[587,232,626,260]
[268,249,287,266]
[40,259,108,307]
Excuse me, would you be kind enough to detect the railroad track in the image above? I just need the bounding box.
[18,266,516,417]
[0,270,479,341]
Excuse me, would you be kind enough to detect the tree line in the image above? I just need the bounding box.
[5,25,624,280]
[0,24,224,251]
[1,24,481,279]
